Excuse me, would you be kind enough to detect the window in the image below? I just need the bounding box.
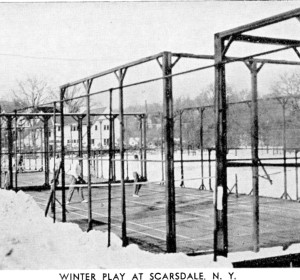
[104,138,109,145]
[104,124,110,130]
[48,132,51,137]
[95,125,98,131]
[57,126,61,131]
[91,139,95,145]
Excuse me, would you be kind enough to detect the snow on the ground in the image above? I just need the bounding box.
[0,189,231,269]
[1,189,300,270]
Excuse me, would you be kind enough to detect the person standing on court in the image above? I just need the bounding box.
[66,156,87,204]
[132,154,142,197]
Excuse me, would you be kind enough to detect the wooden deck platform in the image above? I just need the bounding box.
[22,176,300,255]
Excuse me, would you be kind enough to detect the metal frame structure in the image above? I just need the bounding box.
[174,95,300,195]
[57,46,300,255]
[59,51,178,251]
[1,8,300,259]
[0,111,147,190]
[213,8,300,260]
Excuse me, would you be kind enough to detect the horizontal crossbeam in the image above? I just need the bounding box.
[61,52,163,89]
[217,8,300,39]
[234,34,300,46]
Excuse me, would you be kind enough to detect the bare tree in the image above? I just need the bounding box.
[12,77,56,147]
[12,77,56,109]
[64,86,85,113]
[271,71,300,110]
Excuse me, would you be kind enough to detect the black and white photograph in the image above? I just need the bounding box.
[1,0,300,275]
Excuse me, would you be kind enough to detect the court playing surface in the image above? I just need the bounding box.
[25,180,300,255]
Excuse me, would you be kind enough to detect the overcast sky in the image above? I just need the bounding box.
[1,1,300,106]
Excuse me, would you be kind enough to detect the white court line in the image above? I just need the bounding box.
[227,208,294,216]
[182,210,211,219]
[176,227,295,243]
[228,201,252,206]
[32,194,171,242]
[116,197,212,219]
[176,231,213,243]
[145,216,203,225]
[127,220,191,240]
[32,193,216,240]
[35,201,87,219]
[34,194,300,246]
[259,203,300,212]
[67,207,169,241]
[36,200,167,242]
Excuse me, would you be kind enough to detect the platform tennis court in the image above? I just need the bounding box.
[25,180,300,255]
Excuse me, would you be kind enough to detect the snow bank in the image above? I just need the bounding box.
[0,190,230,269]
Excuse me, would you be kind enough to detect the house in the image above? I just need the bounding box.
[63,107,120,149]
[20,107,120,151]
[61,107,121,149]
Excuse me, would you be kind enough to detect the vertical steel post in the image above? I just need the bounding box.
[28,130,32,170]
[214,35,228,260]
[179,111,184,187]
[161,113,164,184]
[139,116,143,178]
[108,89,113,247]
[70,126,73,162]
[78,117,83,177]
[208,149,212,191]
[14,111,18,191]
[34,132,37,171]
[249,61,260,252]
[60,88,66,222]
[143,114,147,180]
[126,149,129,181]
[0,106,2,188]
[120,69,128,246]
[282,101,288,199]
[235,174,238,198]
[44,116,50,187]
[296,150,299,201]
[162,51,176,253]
[199,107,205,190]
[99,119,104,179]
[52,102,57,222]
[40,127,43,171]
[19,127,22,165]
[83,80,93,231]
[124,116,128,181]
[112,117,116,181]
[7,117,13,190]
[115,68,128,247]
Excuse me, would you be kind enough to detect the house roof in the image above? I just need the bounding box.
[80,107,107,124]
[47,107,109,127]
